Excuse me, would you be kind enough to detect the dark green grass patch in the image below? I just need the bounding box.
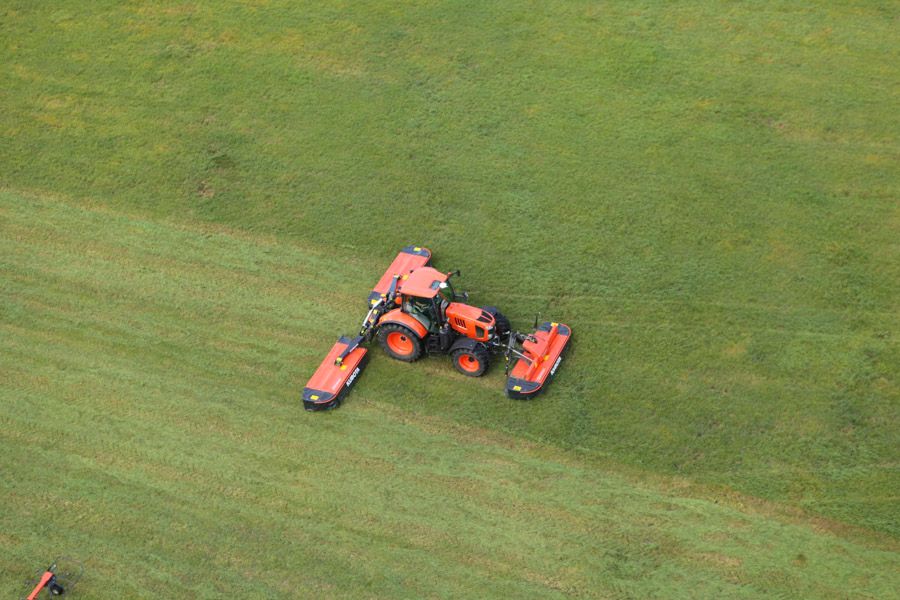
[1,192,897,598]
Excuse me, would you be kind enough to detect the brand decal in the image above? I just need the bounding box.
[345,367,361,387]
[550,357,562,376]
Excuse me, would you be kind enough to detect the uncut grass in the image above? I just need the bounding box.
[1,192,897,598]
[2,0,899,536]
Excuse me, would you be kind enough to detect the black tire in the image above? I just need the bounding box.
[451,345,489,377]
[377,324,424,362]
[482,306,511,338]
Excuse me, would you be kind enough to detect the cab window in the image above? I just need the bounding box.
[439,284,454,303]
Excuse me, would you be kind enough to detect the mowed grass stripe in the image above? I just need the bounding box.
[1,191,897,598]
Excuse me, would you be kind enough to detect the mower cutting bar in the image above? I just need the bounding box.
[302,336,369,411]
[506,322,572,399]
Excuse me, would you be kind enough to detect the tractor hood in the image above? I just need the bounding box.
[445,303,495,342]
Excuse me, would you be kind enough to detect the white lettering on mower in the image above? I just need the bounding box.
[550,357,562,376]
[345,367,361,387]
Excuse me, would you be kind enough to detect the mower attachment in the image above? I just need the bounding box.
[24,556,84,599]
[367,245,431,305]
[506,322,572,399]
[302,336,369,411]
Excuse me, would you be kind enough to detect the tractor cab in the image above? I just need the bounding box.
[396,267,494,342]
[401,294,436,332]
[397,267,470,331]
[397,266,448,332]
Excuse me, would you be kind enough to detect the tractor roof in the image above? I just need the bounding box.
[398,267,448,299]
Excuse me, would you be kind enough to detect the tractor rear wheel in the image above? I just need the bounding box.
[378,324,424,362]
[451,345,489,377]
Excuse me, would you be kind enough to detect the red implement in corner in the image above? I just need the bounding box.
[24,557,84,599]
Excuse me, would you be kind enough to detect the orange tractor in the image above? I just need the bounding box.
[302,246,571,410]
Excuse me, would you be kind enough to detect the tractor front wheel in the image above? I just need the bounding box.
[482,306,511,338]
[451,345,489,377]
[378,324,424,362]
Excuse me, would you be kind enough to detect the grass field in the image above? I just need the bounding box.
[2,1,898,598]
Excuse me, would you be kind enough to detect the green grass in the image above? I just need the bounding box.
[1,0,898,597]
[1,191,896,598]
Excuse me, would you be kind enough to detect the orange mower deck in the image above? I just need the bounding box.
[302,336,369,411]
[506,322,572,399]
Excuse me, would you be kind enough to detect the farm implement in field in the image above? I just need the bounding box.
[23,557,83,599]
[302,246,572,410]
